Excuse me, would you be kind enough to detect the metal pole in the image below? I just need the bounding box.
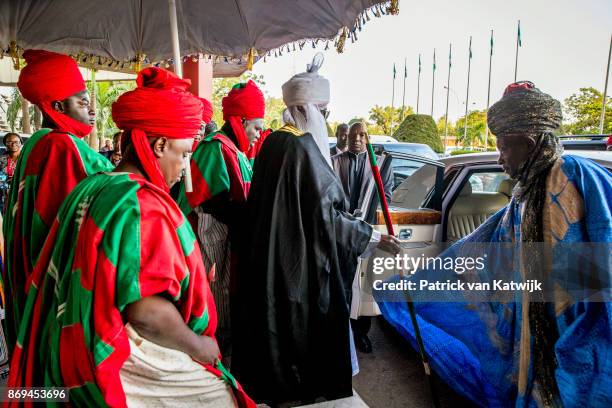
[417,54,421,114]
[431,49,436,117]
[485,30,493,149]
[391,64,396,135]
[444,44,451,149]
[514,20,520,82]
[464,36,472,148]
[599,34,612,134]
[401,58,407,121]
[168,0,183,78]
[90,69,98,149]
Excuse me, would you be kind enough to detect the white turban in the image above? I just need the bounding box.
[282,53,332,168]
[282,53,330,107]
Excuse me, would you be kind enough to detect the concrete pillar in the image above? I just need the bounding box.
[182,58,213,100]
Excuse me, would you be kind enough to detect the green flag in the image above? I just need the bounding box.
[518,21,522,47]
[433,49,436,71]
[469,37,472,59]
[393,63,396,79]
[490,31,494,55]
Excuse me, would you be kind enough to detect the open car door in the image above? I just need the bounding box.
[351,153,445,318]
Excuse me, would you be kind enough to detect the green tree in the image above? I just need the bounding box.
[563,87,612,134]
[393,114,443,153]
[264,96,286,130]
[3,88,38,133]
[436,116,456,138]
[368,105,413,135]
[454,110,488,148]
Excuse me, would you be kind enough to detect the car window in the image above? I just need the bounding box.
[390,159,438,209]
[468,171,509,192]
[389,157,427,190]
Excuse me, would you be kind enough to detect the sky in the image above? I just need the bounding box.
[252,0,612,124]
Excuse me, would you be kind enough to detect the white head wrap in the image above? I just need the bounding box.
[281,53,332,167]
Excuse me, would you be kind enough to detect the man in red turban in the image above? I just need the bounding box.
[7,66,255,408]
[175,80,265,360]
[2,50,113,353]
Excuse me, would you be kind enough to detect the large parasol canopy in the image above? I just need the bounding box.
[0,0,398,73]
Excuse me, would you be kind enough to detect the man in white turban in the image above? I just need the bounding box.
[231,54,400,406]
[281,53,333,167]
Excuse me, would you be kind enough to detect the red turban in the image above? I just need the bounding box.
[17,49,92,137]
[199,97,214,124]
[112,67,203,191]
[221,80,265,153]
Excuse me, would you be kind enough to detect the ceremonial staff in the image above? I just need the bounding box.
[364,133,440,408]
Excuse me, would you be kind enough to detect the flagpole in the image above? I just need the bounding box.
[485,29,493,148]
[463,36,472,148]
[401,58,407,121]
[444,44,452,149]
[514,20,520,82]
[431,49,436,117]
[417,54,421,114]
[599,33,612,134]
[391,63,396,135]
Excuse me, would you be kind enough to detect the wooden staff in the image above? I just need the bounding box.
[364,133,440,408]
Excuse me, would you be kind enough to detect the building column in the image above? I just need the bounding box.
[182,58,213,100]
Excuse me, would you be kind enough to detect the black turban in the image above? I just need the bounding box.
[487,81,562,136]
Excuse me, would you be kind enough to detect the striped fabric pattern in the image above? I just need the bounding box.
[196,211,232,351]
[1,128,113,353]
[177,131,252,216]
[7,172,254,408]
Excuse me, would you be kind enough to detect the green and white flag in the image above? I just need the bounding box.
[393,63,396,79]
[433,49,436,71]
[404,59,408,78]
[490,30,494,55]
[518,20,522,47]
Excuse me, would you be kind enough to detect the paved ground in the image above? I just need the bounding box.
[352,317,478,408]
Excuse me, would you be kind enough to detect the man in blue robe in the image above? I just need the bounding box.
[376,82,612,407]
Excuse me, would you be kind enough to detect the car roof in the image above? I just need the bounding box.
[440,150,612,167]
[369,135,398,143]
[379,142,433,148]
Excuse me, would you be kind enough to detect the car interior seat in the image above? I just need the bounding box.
[447,180,511,242]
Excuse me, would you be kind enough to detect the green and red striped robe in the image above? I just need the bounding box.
[177,131,252,215]
[1,128,113,352]
[7,172,255,408]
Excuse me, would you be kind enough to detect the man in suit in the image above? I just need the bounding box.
[331,121,393,353]
[330,123,349,156]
